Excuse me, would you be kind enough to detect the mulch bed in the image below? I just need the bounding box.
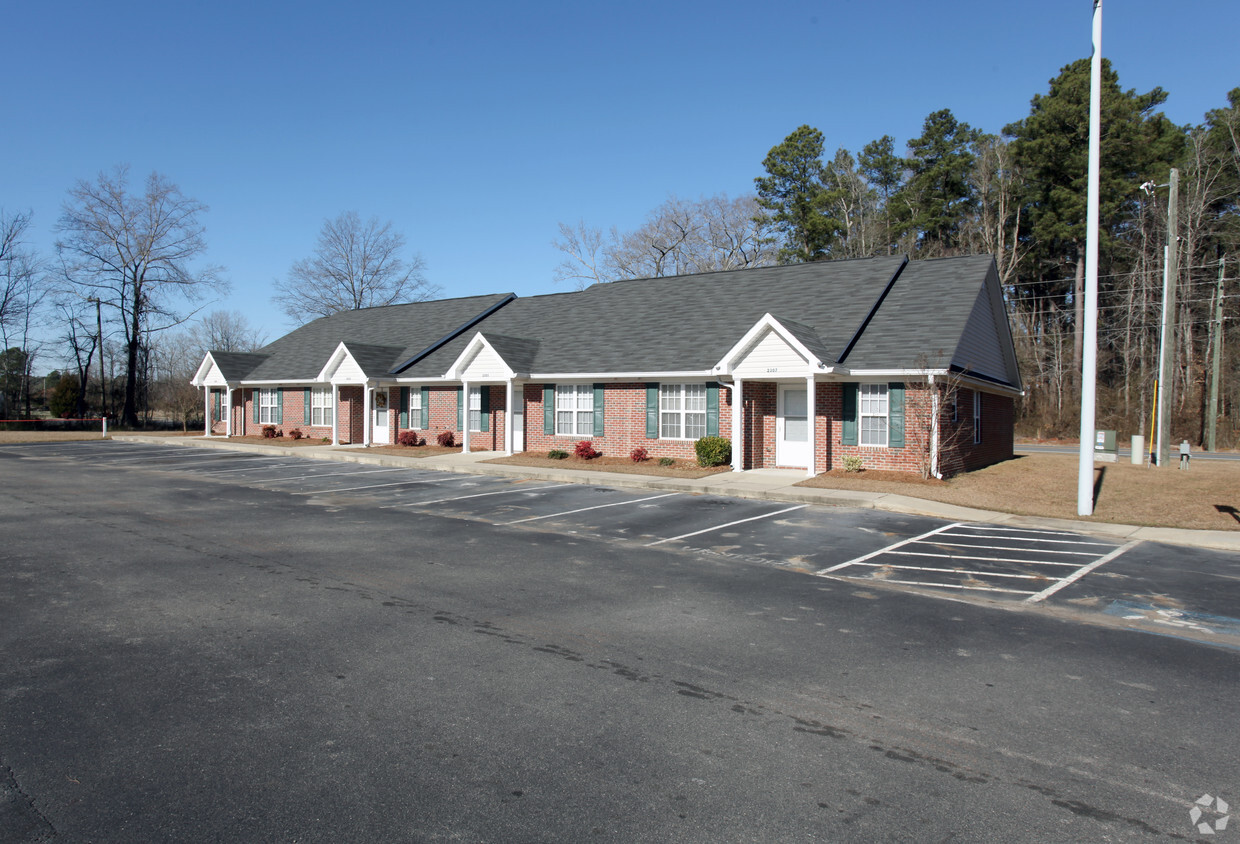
[486,453,730,479]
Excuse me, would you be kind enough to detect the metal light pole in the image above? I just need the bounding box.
[1155,168,1179,467]
[1077,0,1102,516]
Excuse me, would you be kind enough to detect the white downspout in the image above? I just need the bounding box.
[363,384,372,446]
[727,379,743,472]
[331,383,339,445]
[929,375,942,479]
[203,387,211,437]
[224,388,232,437]
[805,373,816,478]
[504,379,514,455]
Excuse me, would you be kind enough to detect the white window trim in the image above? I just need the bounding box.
[859,383,889,448]
[408,388,423,429]
[555,384,593,437]
[311,387,333,427]
[258,388,278,425]
[468,386,483,433]
[660,383,707,441]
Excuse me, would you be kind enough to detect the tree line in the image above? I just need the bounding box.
[555,61,1240,447]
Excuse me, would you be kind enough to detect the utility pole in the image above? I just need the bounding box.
[1155,167,1179,468]
[90,296,105,418]
[1207,255,1225,451]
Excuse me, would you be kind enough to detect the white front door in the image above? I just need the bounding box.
[372,389,390,444]
[512,407,524,452]
[776,385,810,468]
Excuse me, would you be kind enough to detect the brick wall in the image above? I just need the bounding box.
[523,382,734,461]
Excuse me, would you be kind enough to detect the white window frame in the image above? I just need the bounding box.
[311,387,333,427]
[859,383,889,447]
[258,388,278,425]
[468,386,483,433]
[408,388,422,429]
[555,384,593,437]
[973,391,982,444]
[660,383,707,441]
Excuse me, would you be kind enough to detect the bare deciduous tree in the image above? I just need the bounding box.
[1,209,46,416]
[189,309,267,356]
[553,194,776,289]
[275,212,438,324]
[55,165,225,426]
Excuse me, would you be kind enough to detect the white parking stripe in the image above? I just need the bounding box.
[647,505,807,547]
[392,483,568,507]
[817,522,963,574]
[953,524,1088,537]
[140,455,292,469]
[1024,540,1142,603]
[257,467,419,482]
[504,493,678,525]
[888,550,1082,567]
[907,542,1102,556]
[878,579,1036,595]
[847,562,1044,580]
[935,531,1114,547]
[289,476,455,495]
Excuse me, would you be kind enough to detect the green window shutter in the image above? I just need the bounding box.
[841,384,858,446]
[593,384,605,437]
[456,388,463,431]
[253,390,260,425]
[479,387,490,432]
[303,388,312,425]
[543,385,555,435]
[420,387,429,429]
[399,387,409,428]
[212,391,220,421]
[706,383,719,437]
[888,383,905,448]
[646,384,659,438]
[277,388,286,424]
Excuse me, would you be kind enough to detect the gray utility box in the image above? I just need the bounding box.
[1094,429,1118,463]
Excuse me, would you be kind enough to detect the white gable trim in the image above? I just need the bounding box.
[712,313,832,377]
[317,342,368,384]
[444,333,516,381]
[191,352,218,387]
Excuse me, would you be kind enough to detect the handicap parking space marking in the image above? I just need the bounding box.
[503,492,680,525]
[816,522,1141,598]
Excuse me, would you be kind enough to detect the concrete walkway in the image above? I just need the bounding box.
[115,435,1240,553]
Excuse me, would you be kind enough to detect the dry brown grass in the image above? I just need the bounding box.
[0,431,111,443]
[486,453,731,479]
[798,453,1240,531]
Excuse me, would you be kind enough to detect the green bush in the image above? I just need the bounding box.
[694,436,731,467]
[843,455,864,473]
[547,449,569,459]
[49,374,80,418]
[658,457,676,467]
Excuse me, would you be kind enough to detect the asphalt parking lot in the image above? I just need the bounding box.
[5,439,1239,646]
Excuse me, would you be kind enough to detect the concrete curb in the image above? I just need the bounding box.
[113,435,1240,553]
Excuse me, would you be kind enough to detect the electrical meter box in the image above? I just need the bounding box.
[1094,429,1118,463]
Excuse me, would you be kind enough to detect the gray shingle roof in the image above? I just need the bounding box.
[208,351,269,381]
[225,293,514,382]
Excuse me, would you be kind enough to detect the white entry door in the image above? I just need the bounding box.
[372,389,390,444]
[512,407,524,452]
[776,385,810,468]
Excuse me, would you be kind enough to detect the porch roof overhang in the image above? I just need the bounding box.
[711,313,834,378]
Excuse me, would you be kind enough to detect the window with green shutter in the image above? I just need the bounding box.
[841,384,858,446]
[887,383,905,448]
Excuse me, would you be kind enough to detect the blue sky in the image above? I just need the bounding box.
[3,0,1235,356]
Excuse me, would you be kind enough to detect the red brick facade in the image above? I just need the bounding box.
[208,379,1013,476]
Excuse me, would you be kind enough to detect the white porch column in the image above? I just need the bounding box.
[806,374,816,477]
[363,384,372,446]
[929,375,940,479]
[203,387,211,437]
[331,383,339,445]
[731,379,744,472]
[224,388,232,437]
[504,379,514,455]
[461,380,471,454]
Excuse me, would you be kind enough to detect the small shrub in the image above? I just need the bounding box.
[630,447,649,463]
[658,457,676,467]
[436,430,455,447]
[397,430,423,446]
[547,449,569,459]
[261,425,278,439]
[843,455,864,473]
[694,435,731,467]
[287,428,304,440]
[574,440,600,459]
[320,437,331,444]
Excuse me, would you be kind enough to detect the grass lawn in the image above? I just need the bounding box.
[797,453,1240,531]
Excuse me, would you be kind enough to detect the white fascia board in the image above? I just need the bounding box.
[528,370,715,382]
[190,352,217,387]
[444,332,516,381]
[712,313,828,375]
[239,380,320,386]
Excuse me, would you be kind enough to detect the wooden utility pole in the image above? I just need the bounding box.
[1207,255,1224,451]
[1155,168,1179,467]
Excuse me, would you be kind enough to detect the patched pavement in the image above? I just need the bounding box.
[5,437,1239,649]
